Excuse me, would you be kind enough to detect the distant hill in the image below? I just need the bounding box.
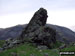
[0,24,75,43]
[46,24,75,43]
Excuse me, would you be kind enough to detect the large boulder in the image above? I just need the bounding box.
[31,26,56,48]
[20,8,48,39]
[19,8,56,48]
[0,8,56,50]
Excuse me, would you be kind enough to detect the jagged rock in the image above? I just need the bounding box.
[2,38,13,49]
[30,26,56,48]
[2,38,21,50]
[1,8,56,50]
[20,8,48,39]
[18,8,56,48]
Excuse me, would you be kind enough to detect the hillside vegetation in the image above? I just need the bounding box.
[0,42,59,56]
[0,40,75,56]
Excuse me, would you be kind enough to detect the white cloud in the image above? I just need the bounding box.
[0,10,75,28]
[47,10,75,27]
[0,0,75,28]
[0,12,34,28]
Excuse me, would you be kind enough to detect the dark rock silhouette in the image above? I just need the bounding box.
[31,26,56,48]
[20,8,48,39]
[18,8,56,48]
[0,8,56,50]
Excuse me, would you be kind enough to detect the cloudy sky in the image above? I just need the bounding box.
[0,0,75,31]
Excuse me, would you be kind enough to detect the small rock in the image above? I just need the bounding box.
[10,52,18,56]
[74,43,75,46]
[44,53,48,56]
[30,54,35,56]
[37,45,48,50]
[39,50,42,52]
[0,48,3,52]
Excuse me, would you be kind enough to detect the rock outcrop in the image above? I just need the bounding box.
[20,8,48,39]
[31,26,56,48]
[19,8,56,48]
[0,8,56,50]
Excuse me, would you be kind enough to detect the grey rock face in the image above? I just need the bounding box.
[1,38,21,50]
[20,8,48,39]
[19,8,56,48]
[31,26,56,48]
[1,8,56,50]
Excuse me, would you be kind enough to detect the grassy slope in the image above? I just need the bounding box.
[0,40,75,56]
[0,43,59,56]
[60,43,75,56]
[60,45,75,51]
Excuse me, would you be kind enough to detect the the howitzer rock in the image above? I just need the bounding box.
[0,8,56,50]
[19,8,56,48]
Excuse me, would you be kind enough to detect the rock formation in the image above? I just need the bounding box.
[19,8,56,48]
[31,26,56,48]
[0,8,56,50]
[20,8,48,39]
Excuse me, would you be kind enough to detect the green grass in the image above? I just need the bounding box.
[60,45,75,56]
[52,41,63,48]
[0,40,75,56]
[0,42,60,56]
[60,45,75,52]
